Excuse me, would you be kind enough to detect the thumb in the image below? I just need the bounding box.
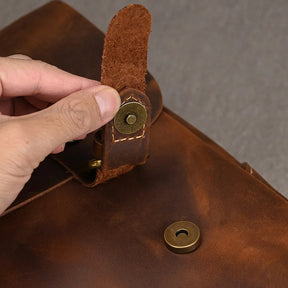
[0,85,120,213]
[8,85,120,173]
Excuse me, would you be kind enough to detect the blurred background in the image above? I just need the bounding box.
[0,0,287,196]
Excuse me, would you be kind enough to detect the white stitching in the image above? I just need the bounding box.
[124,96,145,107]
[112,124,146,143]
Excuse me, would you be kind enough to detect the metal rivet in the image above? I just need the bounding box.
[114,102,147,135]
[125,114,137,125]
[88,159,102,169]
[164,221,201,254]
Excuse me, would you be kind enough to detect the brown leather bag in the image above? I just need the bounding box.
[0,2,288,287]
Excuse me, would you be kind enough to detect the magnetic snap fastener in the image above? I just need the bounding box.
[164,221,201,254]
[114,102,147,135]
[125,114,137,125]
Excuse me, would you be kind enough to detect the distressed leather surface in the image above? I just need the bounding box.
[101,4,151,93]
[0,1,288,287]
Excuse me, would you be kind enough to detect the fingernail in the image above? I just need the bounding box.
[52,143,65,154]
[95,87,121,121]
[60,143,65,152]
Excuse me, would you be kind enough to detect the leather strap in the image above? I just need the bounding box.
[101,4,151,92]
[94,4,153,182]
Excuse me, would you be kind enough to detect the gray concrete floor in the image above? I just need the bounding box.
[0,0,287,196]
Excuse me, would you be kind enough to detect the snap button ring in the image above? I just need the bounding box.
[164,221,201,254]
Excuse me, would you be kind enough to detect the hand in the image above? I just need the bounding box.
[0,55,120,214]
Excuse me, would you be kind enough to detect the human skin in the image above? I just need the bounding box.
[0,55,120,214]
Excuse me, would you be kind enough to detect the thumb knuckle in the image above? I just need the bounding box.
[57,97,93,134]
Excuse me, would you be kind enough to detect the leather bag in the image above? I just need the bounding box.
[0,2,288,287]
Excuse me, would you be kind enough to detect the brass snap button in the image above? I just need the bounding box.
[88,159,102,169]
[114,102,147,135]
[164,221,201,254]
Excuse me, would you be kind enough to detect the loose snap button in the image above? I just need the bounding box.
[164,221,201,254]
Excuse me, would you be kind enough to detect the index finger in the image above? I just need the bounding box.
[0,56,99,102]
